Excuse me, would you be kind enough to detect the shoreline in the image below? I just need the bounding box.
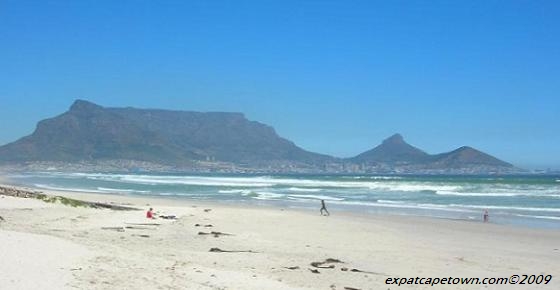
[2,179,560,289]
[2,174,559,231]
[0,180,513,227]
[3,181,559,238]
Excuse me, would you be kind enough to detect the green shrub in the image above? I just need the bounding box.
[35,194,88,207]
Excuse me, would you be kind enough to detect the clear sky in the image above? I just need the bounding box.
[1,0,559,169]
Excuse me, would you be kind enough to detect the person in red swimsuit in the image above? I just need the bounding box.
[146,208,155,219]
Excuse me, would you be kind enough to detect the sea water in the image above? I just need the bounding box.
[7,172,560,229]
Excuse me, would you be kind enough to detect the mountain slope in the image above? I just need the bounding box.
[0,100,332,165]
[430,146,513,168]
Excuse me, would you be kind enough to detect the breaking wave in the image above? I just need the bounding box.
[287,194,344,201]
[287,187,322,192]
[8,172,559,228]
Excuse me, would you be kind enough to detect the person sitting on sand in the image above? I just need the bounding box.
[146,208,156,219]
[320,199,330,216]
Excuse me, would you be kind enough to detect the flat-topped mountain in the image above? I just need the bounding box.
[0,100,516,173]
[0,100,332,165]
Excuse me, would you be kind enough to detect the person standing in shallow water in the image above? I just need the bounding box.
[320,199,330,216]
[483,210,489,222]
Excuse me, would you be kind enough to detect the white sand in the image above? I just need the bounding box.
[0,195,55,209]
[0,230,90,290]
[1,185,559,290]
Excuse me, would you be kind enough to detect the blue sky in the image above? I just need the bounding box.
[1,0,559,169]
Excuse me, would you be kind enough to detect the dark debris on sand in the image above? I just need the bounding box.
[308,268,320,274]
[209,247,256,253]
[194,224,213,227]
[198,231,233,238]
[310,258,344,268]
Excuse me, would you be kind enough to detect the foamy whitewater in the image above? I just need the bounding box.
[8,172,560,228]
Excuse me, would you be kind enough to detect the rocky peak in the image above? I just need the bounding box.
[382,133,405,145]
[69,99,104,113]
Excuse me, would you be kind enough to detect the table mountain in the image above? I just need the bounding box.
[0,100,333,165]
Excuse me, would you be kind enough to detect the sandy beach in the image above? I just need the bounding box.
[1,183,559,290]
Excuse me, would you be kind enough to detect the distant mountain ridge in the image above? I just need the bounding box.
[350,134,513,169]
[430,146,513,168]
[0,100,515,173]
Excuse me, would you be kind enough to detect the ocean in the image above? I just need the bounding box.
[7,172,560,229]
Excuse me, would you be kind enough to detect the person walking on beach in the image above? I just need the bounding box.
[483,209,489,223]
[320,199,330,216]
